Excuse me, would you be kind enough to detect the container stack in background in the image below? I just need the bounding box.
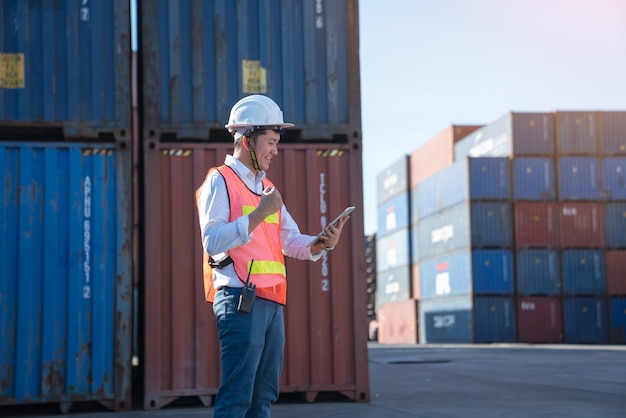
[374,112,626,345]
[0,0,133,412]
[374,156,416,344]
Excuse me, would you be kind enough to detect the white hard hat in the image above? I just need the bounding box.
[225,95,294,133]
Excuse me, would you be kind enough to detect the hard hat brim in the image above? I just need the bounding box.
[225,122,295,130]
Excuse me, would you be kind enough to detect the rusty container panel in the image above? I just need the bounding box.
[409,125,482,189]
[0,0,131,141]
[142,142,369,409]
[517,297,563,343]
[139,0,361,142]
[0,141,132,411]
[377,299,419,344]
[514,202,558,248]
[558,202,604,248]
[605,251,626,296]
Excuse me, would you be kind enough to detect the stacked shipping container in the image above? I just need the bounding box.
[0,0,133,412]
[375,111,626,346]
[139,0,369,409]
[1,0,369,413]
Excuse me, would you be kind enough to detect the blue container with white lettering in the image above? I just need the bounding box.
[375,265,411,309]
[418,202,512,261]
[419,251,471,299]
[420,297,472,343]
[376,228,411,273]
[376,192,410,239]
[0,142,132,409]
[416,157,510,220]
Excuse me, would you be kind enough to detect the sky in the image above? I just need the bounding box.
[358,0,626,235]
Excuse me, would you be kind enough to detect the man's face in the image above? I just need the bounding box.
[252,130,280,171]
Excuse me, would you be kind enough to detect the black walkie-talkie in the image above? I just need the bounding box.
[238,260,256,313]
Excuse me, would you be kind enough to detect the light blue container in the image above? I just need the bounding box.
[417,158,510,220]
[376,228,411,273]
[375,265,411,309]
[454,112,555,159]
[0,142,132,410]
[376,192,410,239]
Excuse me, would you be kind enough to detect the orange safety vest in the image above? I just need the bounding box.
[195,165,287,305]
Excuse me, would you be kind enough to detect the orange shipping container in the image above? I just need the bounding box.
[409,125,483,189]
[142,142,370,409]
[377,299,419,344]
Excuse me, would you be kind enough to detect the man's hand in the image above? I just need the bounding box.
[248,186,282,233]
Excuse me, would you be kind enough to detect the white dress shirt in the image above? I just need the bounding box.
[197,155,322,289]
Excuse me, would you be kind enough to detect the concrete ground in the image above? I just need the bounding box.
[3,343,626,418]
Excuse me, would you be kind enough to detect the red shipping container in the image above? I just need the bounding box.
[514,202,558,248]
[142,142,370,409]
[559,202,605,248]
[377,299,419,344]
[409,125,482,189]
[606,250,626,295]
[517,297,563,343]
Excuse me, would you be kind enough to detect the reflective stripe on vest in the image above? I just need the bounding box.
[217,165,287,305]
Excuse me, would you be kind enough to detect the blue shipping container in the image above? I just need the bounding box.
[609,298,626,344]
[375,265,411,309]
[555,111,599,155]
[420,251,471,299]
[0,142,132,410]
[417,158,510,220]
[563,298,608,344]
[602,157,626,200]
[140,0,361,141]
[512,157,555,200]
[418,202,512,261]
[562,250,606,295]
[516,250,561,296]
[604,203,626,248]
[376,192,410,239]
[0,0,131,140]
[473,297,516,343]
[377,156,409,205]
[454,112,555,159]
[599,111,626,155]
[420,296,472,343]
[375,228,411,273]
[558,157,600,200]
[471,250,514,295]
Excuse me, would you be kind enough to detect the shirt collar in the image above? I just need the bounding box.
[225,154,266,184]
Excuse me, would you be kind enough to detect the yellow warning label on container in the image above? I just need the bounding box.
[0,53,25,89]
[242,60,267,94]
[317,149,345,157]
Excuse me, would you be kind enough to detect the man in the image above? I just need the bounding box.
[196,94,349,418]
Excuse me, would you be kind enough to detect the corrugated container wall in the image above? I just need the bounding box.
[0,142,132,411]
[0,0,131,141]
[142,143,369,409]
[139,0,361,142]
